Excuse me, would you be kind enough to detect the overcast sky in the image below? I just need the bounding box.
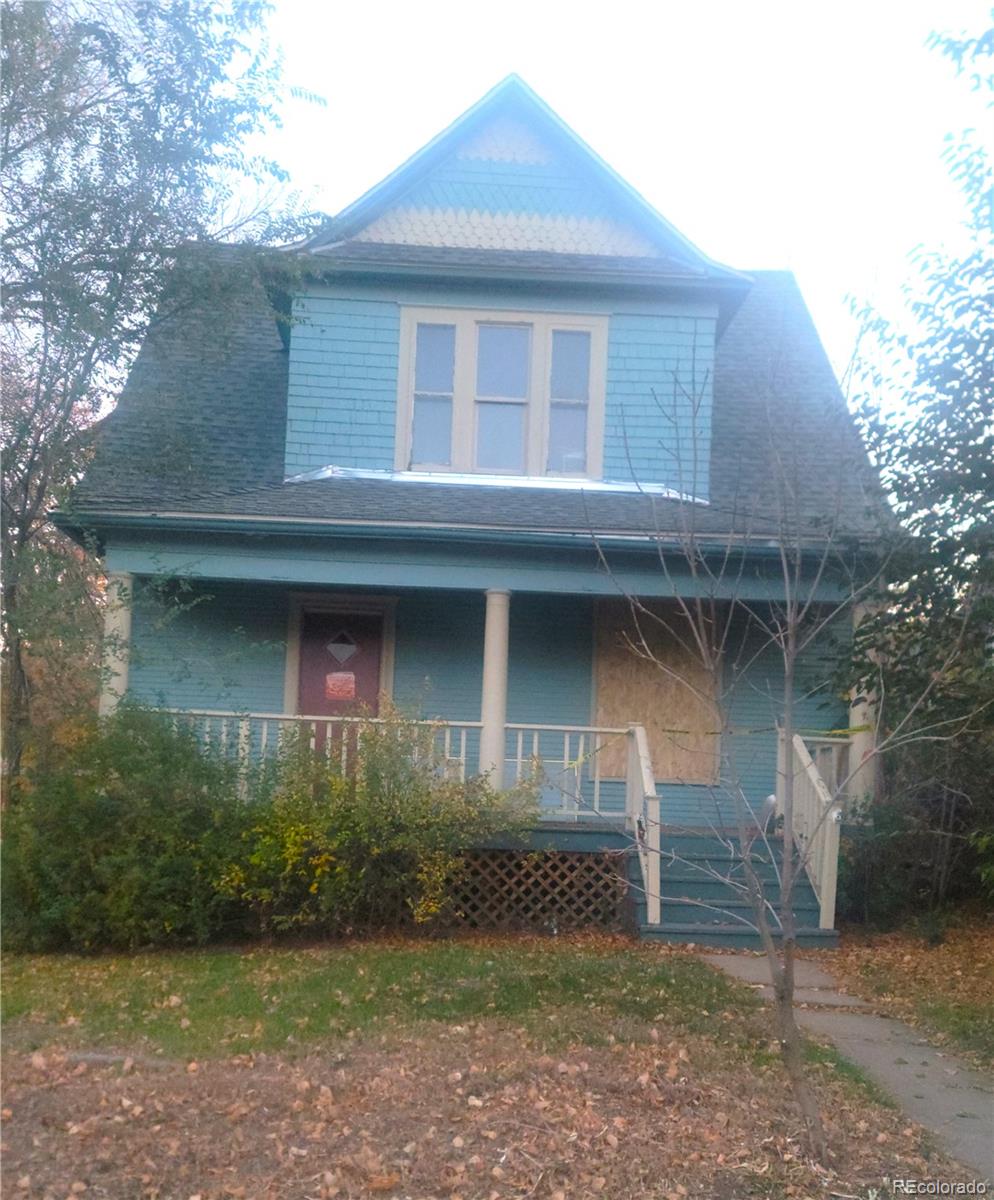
[260,0,990,380]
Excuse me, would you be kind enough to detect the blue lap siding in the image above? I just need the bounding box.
[124,581,845,827]
[284,284,715,497]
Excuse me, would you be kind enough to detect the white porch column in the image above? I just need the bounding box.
[848,602,878,806]
[98,572,133,717]
[479,589,511,787]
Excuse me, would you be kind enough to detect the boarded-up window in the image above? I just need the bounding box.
[594,599,719,784]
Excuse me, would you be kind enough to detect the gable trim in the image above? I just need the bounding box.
[302,75,748,283]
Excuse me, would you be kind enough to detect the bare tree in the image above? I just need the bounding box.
[585,306,981,1161]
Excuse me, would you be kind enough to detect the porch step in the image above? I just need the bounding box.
[656,873,816,905]
[655,899,820,928]
[628,831,835,949]
[659,856,784,883]
[658,832,784,857]
[638,922,839,949]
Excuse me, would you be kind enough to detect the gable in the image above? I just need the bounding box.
[351,115,661,257]
[306,76,744,281]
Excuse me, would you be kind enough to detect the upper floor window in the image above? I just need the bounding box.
[397,307,607,479]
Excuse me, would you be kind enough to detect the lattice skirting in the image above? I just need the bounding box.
[447,849,630,931]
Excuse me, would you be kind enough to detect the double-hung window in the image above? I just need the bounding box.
[398,308,606,479]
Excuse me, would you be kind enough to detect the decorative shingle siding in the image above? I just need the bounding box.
[352,118,662,257]
[285,295,400,477]
[604,314,715,496]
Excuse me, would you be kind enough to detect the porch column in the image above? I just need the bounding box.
[848,602,878,806]
[98,572,133,717]
[479,589,511,788]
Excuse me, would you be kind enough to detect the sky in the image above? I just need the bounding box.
[259,0,991,381]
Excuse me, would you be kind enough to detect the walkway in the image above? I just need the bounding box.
[702,952,994,1181]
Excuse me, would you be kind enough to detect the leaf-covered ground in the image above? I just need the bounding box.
[816,922,994,1071]
[1,935,973,1199]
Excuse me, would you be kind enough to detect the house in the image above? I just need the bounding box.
[63,76,881,946]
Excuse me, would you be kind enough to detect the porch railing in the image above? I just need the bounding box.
[776,729,845,929]
[504,722,631,820]
[161,710,655,830]
[164,708,482,779]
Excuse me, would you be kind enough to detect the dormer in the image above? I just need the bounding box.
[283,76,750,500]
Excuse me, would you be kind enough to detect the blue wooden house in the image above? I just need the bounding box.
[66,77,879,945]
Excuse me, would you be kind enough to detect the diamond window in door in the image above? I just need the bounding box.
[325,630,358,664]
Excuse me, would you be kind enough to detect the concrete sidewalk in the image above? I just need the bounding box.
[702,952,994,1180]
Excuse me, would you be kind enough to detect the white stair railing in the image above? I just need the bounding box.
[777,729,843,929]
[625,724,660,926]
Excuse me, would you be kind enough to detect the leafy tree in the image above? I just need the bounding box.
[847,20,994,915]
[0,0,316,784]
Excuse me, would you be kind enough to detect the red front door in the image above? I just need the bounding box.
[297,611,384,717]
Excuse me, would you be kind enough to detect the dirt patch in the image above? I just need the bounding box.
[2,1020,970,1200]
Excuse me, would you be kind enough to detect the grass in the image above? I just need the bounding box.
[803,1041,898,1109]
[825,922,994,1070]
[2,934,762,1060]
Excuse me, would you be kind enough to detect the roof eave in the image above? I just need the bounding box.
[293,251,753,295]
[53,506,882,559]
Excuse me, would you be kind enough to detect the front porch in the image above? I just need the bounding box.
[101,572,854,944]
[150,706,846,944]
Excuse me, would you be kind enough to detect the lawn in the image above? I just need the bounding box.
[2,935,970,1199]
[1,934,757,1060]
[821,922,994,1071]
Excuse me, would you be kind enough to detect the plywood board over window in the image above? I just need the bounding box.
[594,599,720,784]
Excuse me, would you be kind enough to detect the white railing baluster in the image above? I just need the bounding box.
[574,732,584,816]
[592,731,603,814]
[158,711,646,827]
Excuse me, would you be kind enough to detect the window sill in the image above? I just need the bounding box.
[286,463,707,503]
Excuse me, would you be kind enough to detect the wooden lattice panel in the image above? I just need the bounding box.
[448,850,629,931]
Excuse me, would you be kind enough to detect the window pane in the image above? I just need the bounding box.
[550,330,590,402]
[411,395,452,466]
[548,404,587,473]
[477,402,525,471]
[415,324,455,393]
[477,325,530,398]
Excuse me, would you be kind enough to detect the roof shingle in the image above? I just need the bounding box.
[72,270,883,542]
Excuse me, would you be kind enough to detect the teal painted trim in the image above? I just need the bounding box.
[103,532,847,602]
[80,512,868,567]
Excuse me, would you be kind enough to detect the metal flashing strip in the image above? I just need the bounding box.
[284,463,707,504]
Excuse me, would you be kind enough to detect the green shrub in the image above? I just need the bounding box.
[837,733,994,927]
[2,707,244,951]
[3,706,536,951]
[221,710,535,937]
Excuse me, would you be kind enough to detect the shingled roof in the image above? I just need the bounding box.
[69,269,882,544]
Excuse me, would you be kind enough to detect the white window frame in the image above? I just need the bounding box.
[395,307,607,480]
